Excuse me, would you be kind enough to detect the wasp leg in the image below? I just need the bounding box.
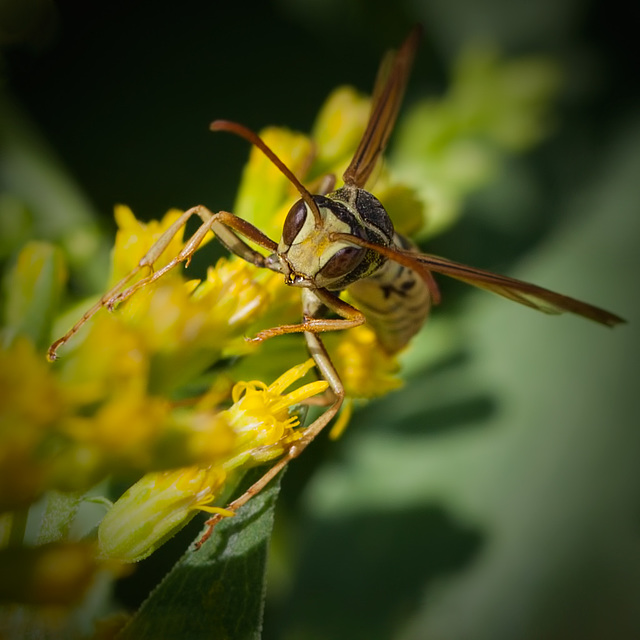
[298,392,337,407]
[249,288,365,343]
[197,294,345,548]
[104,209,277,309]
[48,206,278,360]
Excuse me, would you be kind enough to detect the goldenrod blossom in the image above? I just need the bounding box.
[97,466,228,563]
[109,205,194,284]
[324,325,404,439]
[331,325,403,400]
[0,338,66,510]
[98,360,328,562]
[234,128,314,239]
[311,86,370,174]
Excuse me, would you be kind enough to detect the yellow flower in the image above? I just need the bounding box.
[98,466,228,563]
[232,87,378,241]
[223,359,328,466]
[192,258,279,351]
[0,337,65,432]
[311,86,370,175]
[56,312,149,404]
[98,360,328,562]
[120,256,273,352]
[0,338,66,510]
[234,128,314,239]
[331,325,403,400]
[115,256,277,392]
[62,393,171,469]
[109,205,195,284]
[58,235,279,397]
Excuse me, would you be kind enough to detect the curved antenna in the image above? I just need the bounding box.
[210,120,322,225]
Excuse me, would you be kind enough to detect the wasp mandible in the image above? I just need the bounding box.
[49,26,624,540]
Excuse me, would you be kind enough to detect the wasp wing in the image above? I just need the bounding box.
[334,234,625,326]
[414,252,625,326]
[342,25,422,189]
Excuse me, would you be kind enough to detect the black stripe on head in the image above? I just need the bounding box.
[354,189,395,241]
[322,187,395,244]
[312,195,362,235]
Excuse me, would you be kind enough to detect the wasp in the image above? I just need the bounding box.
[49,26,624,541]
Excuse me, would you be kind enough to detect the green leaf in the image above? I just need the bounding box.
[118,468,283,640]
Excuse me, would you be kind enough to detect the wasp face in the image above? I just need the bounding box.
[277,196,373,291]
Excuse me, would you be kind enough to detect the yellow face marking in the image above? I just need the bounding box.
[282,203,354,280]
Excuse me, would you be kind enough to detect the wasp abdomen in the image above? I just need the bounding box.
[347,233,432,353]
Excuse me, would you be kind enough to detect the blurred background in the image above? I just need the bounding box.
[1,0,638,639]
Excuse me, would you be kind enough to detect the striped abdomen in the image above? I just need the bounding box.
[346,233,432,354]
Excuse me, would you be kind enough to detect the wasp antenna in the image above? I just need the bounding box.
[210,120,322,225]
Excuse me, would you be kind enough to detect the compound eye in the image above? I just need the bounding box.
[319,246,365,280]
[282,200,308,246]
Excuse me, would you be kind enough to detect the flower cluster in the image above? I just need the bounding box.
[98,360,327,562]
[0,234,329,603]
[0,87,409,607]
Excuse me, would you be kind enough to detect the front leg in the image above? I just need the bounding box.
[248,288,365,343]
[105,209,279,309]
[48,206,279,360]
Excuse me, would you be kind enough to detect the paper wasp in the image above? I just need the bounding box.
[48,25,624,540]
